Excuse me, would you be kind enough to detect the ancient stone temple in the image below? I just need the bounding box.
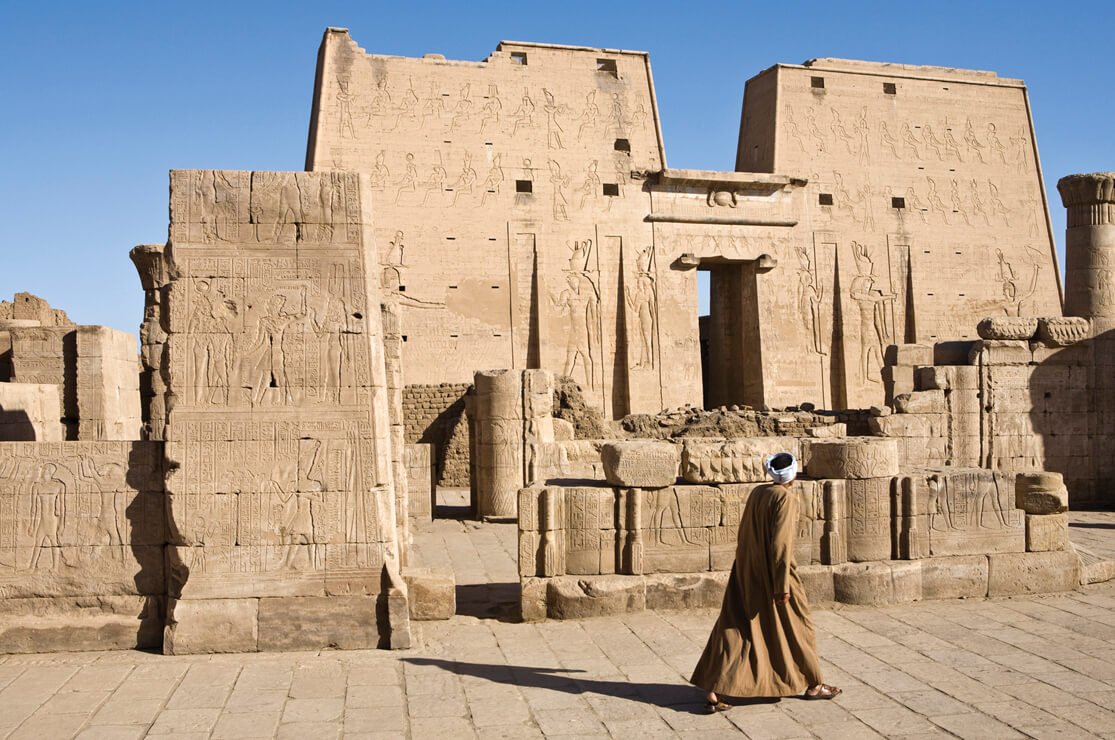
[307,29,1061,415]
[0,28,1109,656]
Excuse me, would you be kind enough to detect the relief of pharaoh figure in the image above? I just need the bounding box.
[553,273,600,389]
[849,243,895,385]
[238,289,307,406]
[187,280,234,405]
[28,463,67,568]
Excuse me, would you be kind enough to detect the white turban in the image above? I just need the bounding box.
[764,452,797,484]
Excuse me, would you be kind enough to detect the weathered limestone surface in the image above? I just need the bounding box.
[75,326,141,440]
[0,383,63,441]
[401,566,455,621]
[405,443,434,522]
[988,550,1081,596]
[1026,513,1070,552]
[976,317,1038,340]
[679,437,796,483]
[806,437,898,479]
[1015,471,1069,514]
[600,441,679,487]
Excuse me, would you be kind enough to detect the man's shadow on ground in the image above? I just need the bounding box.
[403,657,780,714]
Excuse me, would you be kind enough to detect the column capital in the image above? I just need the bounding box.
[1058,172,1115,226]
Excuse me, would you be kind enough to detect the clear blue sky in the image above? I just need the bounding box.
[2,1,1111,333]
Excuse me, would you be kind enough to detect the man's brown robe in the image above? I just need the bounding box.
[690,482,823,697]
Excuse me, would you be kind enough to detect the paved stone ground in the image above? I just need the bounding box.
[2,509,1114,739]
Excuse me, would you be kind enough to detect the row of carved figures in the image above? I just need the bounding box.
[822,172,1042,235]
[784,105,1031,172]
[366,149,628,216]
[336,76,649,145]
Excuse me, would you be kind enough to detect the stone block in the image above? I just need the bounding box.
[933,341,976,365]
[1032,342,1092,366]
[894,390,946,414]
[388,584,411,650]
[798,565,834,605]
[976,317,1039,341]
[914,366,952,391]
[1037,316,1091,346]
[844,478,894,561]
[519,578,548,622]
[1025,513,1070,552]
[547,575,646,619]
[806,423,846,438]
[806,438,898,479]
[969,340,1033,366]
[402,567,455,620]
[987,551,1081,596]
[405,444,435,522]
[833,562,921,606]
[918,469,1024,556]
[921,556,988,600]
[257,595,383,651]
[0,595,163,654]
[680,437,795,484]
[1015,472,1069,514]
[868,413,930,437]
[885,344,933,367]
[600,441,679,487]
[882,365,915,404]
[644,572,728,610]
[0,383,64,441]
[164,597,258,654]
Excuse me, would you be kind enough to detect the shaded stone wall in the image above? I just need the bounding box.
[0,441,165,652]
[402,382,470,486]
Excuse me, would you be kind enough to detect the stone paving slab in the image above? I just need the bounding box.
[2,511,1115,738]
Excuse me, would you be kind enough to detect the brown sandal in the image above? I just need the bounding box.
[706,700,730,712]
[803,684,842,700]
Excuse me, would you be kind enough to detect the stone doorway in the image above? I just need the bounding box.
[698,259,765,410]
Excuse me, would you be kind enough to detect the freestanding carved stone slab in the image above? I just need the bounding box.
[679,437,797,484]
[601,441,679,487]
[806,438,898,479]
[158,170,406,654]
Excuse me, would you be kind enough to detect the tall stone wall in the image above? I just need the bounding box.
[308,29,685,417]
[157,169,408,653]
[306,32,1061,413]
[737,59,1061,409]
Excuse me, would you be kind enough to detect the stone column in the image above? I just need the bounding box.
[473,369,524,519]
[1058,172,1115,327]
[1058,172,1115,507]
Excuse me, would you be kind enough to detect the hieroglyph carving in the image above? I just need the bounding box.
[167,257,369,409]
[0,442,163,574]
[171,171,360,247]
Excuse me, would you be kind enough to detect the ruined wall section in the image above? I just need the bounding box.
[738,60,1062,409]
[159,169,408,653]
[402,382,471,485]
[307,29,688,416]
[0,441,165,653]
